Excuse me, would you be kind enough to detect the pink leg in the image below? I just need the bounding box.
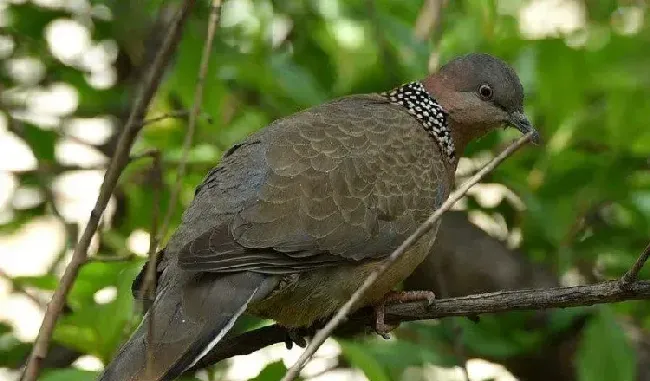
[373,290,436,339]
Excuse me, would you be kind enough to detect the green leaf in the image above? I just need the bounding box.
[363,333,457,376]
[39,369,99,381]
[339,340,391,381]
[0,323,30,368]
[576,307,636,381]
[458,314,544,358]
[53,261,142,360]
[0,201,46,234]
[249,360,290,381]
[13,274,59,291]
[547,307,590,334]
[14,123,57,163]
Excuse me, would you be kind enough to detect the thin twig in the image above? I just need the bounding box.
[280,133,535,381]
[142,110,190,126]
[129,149,163,163]
[88,254,138,262]
[620,242,650,288]
[49,112,199,153]
[158,0,222,243]
[194,277,650,368]
[141,110,213,126]
[20,2,196,381]
[143,152,162,379]
[414,0,445,40]
[414,0,447,72]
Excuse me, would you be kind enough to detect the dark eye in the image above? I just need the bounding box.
[478,84,493,100]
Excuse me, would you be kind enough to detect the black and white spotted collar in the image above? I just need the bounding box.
[381,81,455,163]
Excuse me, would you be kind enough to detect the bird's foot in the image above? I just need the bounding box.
[373,304,398,339]
[284,327,308,350]
[373,290,436,339]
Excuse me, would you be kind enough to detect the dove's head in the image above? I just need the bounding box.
[422,53,540,152]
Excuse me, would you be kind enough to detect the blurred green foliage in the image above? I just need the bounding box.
[1,0,649,380]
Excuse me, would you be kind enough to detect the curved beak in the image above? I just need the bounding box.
[508,111,541,144]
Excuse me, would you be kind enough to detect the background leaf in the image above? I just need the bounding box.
[576,307,636,381]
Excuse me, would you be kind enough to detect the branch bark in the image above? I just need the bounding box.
[387,280,650,320]
[20,2,196,380]
[192,279,650,369]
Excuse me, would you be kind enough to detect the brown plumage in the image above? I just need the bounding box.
[99,53,538,381]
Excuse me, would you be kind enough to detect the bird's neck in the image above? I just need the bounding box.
[380,81,457,166]
[421,75,477,161]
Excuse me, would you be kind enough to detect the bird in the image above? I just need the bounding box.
[98,53,538,381]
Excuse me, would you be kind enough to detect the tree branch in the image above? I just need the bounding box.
[20,2,196,380]
[621,242,650,288]
[387,280,650,320]
[280,132,536,381]
[158,0,222,242]
[193,279,650,368]
[143,151,162,379]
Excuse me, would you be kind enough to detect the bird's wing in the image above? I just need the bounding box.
[176,94,450,274]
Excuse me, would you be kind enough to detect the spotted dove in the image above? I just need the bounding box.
[99,53,538,381]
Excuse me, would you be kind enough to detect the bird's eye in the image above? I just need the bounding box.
[478,84,493,100]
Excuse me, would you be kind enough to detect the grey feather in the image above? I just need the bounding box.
[176,93,449,273]
[99,270,277,381]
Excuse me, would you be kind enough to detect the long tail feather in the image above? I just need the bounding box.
[98,271,274,381]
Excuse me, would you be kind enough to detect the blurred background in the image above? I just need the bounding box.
[1,0,649,380]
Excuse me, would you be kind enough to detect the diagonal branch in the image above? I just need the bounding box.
[280,132,536,381]
[20,2,197,381]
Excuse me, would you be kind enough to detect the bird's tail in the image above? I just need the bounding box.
[98,271,274,381]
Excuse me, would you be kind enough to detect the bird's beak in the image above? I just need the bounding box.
[508,111,541,144]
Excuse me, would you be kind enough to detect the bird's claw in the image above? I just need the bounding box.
[373,290,436,339]
[284,328,307,350]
